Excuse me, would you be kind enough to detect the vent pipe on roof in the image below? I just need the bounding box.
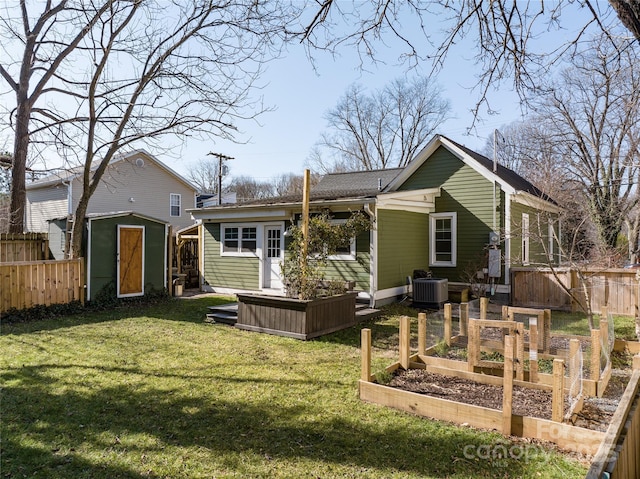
[378,178,382,191]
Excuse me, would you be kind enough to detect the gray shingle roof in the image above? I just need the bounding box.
[312,168,403,198]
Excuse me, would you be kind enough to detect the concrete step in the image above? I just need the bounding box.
[208,303,239,313]
[356,307,382,321]
[205,311,238,325]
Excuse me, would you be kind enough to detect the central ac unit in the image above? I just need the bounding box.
[412,278,448,308]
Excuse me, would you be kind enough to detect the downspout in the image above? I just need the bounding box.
[364,202,376,308]
[504,193,512,287]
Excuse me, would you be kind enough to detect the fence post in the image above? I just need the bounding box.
[468,318,478,372]
[515,322,524,381]
[418,312,427,355]
[543,309,551,354]
[399,315,411,370]
[480,297,488,319]
[569,338,581,398]
[633,353,640,371]
[503,334,515,435]
[591,327,601,380]
[502,305,509,321]
[529,317,538,383]
[552,358,565,423]
[361,328,371,382]
[600,317,609,358]
[444,303,452,346]
[459,303,468,336]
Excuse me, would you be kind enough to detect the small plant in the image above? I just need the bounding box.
[374,369,394,385]
[281,210,371,300]
[433,340,450,357]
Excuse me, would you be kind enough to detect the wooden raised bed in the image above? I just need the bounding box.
[236,292,357,340]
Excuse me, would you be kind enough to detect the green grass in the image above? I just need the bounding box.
[1,298,589,478]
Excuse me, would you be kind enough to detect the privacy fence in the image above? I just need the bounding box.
[0,232,49,262]
[511,267,638,316]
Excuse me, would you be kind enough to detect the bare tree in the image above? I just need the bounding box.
[0,1,299,255]
[186,158,228,195]
[300,1,638,122]
[310,77,450,172]
[230,175,276,202]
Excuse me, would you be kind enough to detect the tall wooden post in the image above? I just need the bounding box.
[301,169,310,273]
[468,318,479,372]
[529,317,538,383]
[503,335,515,435]
[515,322,524,381]
[543,309,551,353]
[444,303,452,346]
[552,359,565,422]
[400,315,411,370]
[591,327,601,380]
[480,297,488,319]
[418,312,427,355]
[569,338,581,399]
[361,328,371,382]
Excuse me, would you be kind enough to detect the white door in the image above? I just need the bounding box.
[263,226,283,290]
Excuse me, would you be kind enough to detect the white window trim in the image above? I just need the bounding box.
[300,218,357,261]
[430,212,457,267]
[548,221,554,262]
[522,213,530,266]
[220,222,260,257]
[170,193,181,217]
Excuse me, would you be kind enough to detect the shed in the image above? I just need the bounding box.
[85,212,169,301]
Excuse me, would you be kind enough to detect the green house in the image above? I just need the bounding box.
[189,135,560,306]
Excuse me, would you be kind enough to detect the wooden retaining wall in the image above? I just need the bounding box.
[586,367,640,479]
[0,233,49,262]
[511,267,638,316]
[0,259,85,313]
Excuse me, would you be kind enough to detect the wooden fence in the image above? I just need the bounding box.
[0,259,84,314]
[511,267,638,316]
[0,233,49,262]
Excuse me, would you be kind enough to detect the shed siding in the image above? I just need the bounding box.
[203,222,259,290]
[88,215,166,301]
[71,153,196,231]
[377,209,429,290]
[26,186,68,233]
[398,145,497,282]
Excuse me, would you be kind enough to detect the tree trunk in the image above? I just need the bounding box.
[9,101,30,233]
[70,193,90,259]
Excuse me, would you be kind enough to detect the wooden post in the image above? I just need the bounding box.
[468,318,479,372]
[501,305,509,321]
[480,297,488,319]
[459,303,468,336]
[591,327,601,380]
[552,358,565,423]
[515,322,524,381]
[400,315,411,370]
[529,317,538,383]
[444,303,452,346]
[543,309,551,353]
[418,312,427,355]
[633,353,640,371]
[301,169,311,273]
[503,335,515,435]
[361,328,371,382]
[569,338,581,399]
[600,318,609,358]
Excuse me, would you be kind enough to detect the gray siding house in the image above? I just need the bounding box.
[26,150,198,258]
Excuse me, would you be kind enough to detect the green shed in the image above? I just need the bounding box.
[85,212,169,301]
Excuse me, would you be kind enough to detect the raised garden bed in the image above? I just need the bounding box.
[236,292,357,340]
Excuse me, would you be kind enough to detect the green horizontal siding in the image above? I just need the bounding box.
[398,145,498,283]
[377,209,429,290]
[203,223,259,290]
[323,230,370,291]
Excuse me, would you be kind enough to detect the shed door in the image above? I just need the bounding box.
[117,225,145,298]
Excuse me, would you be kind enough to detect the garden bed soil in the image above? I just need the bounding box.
[387,368,630,432]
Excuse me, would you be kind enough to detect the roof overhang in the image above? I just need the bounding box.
[86,211,169,225]
[512,191,562,214]
[188,197,375,223]
[376,187,440,214]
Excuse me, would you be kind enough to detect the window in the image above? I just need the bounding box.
[170,194,181,217]
[522,213,530,265]
[221,224,258,256]
[548,221,554,261]
[430,212,457,267]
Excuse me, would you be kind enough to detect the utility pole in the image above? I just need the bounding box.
[207,152,234,205]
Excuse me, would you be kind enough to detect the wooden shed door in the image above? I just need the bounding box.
[117,225,145,298]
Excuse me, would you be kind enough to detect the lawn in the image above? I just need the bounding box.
[1,297,591,478]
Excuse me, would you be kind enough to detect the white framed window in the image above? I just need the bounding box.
[170,193,181,217]
[328,236,357,261]
[430,212,457,267]
[522,213,530,265]
[221,223,258,257]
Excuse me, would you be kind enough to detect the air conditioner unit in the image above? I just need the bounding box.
[413,278,448,308]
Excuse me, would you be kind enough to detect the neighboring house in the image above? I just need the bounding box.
[189,135,561,306]
[25,150,198,258]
